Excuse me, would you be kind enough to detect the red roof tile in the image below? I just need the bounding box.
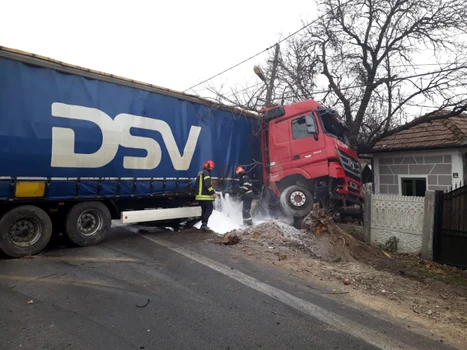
[372,112,467,151]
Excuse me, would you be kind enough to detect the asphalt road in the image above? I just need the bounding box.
[0,225,455,350]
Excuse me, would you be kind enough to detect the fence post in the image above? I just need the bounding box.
[421,190,435,260]
[363,192,372,244]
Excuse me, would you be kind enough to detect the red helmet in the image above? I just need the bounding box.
[204,160,215,170]
[235,166,245,176]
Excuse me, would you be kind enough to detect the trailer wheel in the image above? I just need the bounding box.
[279,185,314,218]
[0,206,53,258]
[65,202,111,247]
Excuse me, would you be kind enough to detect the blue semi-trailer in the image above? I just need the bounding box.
[0,46,262,257]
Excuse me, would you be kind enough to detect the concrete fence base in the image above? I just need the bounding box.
[364,191,435,256]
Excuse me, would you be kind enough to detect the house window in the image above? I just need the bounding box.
[401,178,426,196]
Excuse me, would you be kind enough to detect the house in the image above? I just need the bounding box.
[367,112,467,196]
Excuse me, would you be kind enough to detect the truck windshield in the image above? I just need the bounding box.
[317,109,350,145]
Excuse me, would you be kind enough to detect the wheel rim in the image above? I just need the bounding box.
[9,218,42,247]
[78,210,103,236]
[289,191,307,207]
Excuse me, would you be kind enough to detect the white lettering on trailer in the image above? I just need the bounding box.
[51,103,201,170]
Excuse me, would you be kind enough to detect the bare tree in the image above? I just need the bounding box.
[207,0,467,148]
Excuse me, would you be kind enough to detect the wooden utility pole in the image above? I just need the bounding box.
[265,43,280,106]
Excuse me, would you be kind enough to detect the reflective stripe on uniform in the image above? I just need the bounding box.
[198,174,203,193]
[204,176,211,180]
[196,195,213,200]
[196,173,214,201]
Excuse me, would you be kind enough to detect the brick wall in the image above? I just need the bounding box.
[377,154,453,194]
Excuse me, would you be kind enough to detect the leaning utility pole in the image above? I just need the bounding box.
[265,43,280,106]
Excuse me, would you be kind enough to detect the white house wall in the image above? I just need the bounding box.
[373,149,464,194]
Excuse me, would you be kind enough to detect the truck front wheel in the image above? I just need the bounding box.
[65,202,111,247]
[0,206,53,258]
[279,185,314,218]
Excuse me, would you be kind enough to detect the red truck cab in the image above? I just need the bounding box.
[260,99,363,218]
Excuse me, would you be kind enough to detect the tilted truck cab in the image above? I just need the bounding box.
[260,99,363,218]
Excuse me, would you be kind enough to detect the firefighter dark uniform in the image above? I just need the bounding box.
[195,160,216,231]
[236,166,254,226]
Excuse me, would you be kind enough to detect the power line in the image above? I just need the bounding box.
[183,0,466,96]
[188,46,464,97]
[183,49,272,93]
[211,71,466,110]
[211,62,465,102]
[183,0,357,93]
[390,62,464,68]
[277,66,467,99]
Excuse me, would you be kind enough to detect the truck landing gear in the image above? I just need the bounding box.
[0,206,53,258]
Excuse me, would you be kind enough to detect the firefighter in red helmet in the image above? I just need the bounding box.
[195,160,216,231]
[235,166,254,226]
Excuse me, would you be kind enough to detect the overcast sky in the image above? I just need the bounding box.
[0,0,314,95]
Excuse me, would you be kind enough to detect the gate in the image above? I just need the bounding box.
[433,185,467,268]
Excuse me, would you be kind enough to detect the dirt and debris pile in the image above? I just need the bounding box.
[229,209,382,263]
[300,207,381,263]
[236,220,307,246]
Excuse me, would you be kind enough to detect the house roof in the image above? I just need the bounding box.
[371,111,467,152]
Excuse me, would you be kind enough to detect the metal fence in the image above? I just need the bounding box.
[433,184,467,268]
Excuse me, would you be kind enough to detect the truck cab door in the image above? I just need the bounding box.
[267,119,292,174]
[289,113,326,172]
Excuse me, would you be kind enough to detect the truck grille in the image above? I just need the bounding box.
[337,150,362,182]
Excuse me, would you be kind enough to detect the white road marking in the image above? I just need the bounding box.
[139,234,417,350]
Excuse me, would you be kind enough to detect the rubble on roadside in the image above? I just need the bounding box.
[222,231,240,245]
[225,209,381,263]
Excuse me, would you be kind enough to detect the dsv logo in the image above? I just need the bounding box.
[50,103,201,170]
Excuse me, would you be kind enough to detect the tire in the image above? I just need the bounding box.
[0,206,53,258]
[65,201,111,247]
[279,185,314,218]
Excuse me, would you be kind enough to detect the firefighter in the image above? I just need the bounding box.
[195,160,216,231]
[235,166,254,226]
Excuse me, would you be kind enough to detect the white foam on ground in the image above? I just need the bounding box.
[194,209,242,234]
[193,194,245,235]
[194,193,293,235]
[111,193,287,236]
